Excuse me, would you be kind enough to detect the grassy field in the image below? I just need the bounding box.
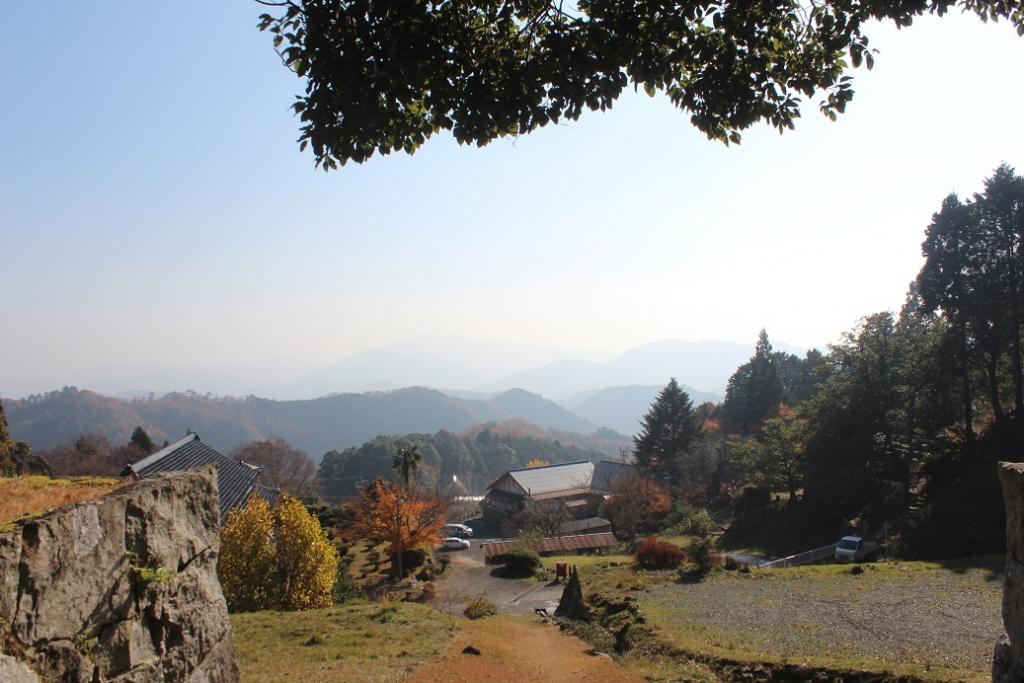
[540,554,633,572]
[0,475,122,531]
[578,556,1004,682]
[232,603,646,682]
[231,602,457,682]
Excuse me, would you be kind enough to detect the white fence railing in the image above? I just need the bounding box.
[758,543,837,570]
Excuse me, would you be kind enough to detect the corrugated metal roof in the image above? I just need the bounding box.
[481,532,617,559]
[486,460,637,500]
[507,461,594,496]
[130,433,277,523]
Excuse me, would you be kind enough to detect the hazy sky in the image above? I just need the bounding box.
[2,3,1023,398]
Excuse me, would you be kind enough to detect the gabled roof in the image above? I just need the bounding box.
[486,459,637,500]
[506,461,594,496]
[129,433,278,523]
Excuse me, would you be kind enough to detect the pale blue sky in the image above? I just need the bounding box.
[2,2,1023,397]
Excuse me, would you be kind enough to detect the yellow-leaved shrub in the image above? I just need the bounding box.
[218,494,338,612]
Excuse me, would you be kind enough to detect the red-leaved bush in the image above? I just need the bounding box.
[634,536,686,569]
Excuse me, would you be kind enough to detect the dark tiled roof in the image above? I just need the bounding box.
[130,434,277,523]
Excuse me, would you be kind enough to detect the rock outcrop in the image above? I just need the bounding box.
[995,462,1024,683]
[0,467,238,682]
[555,565,589,621]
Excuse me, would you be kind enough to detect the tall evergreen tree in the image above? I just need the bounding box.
[917,165,1024,422]
[918,193,977,438]
[723,329,785,432]
[975,164,1024,412]
[633,378,703,490]
[130,426,156,455]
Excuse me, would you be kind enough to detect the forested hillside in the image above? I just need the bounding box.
[318,421,623,497]
[708,164,1024,558]
[3,386,604,460]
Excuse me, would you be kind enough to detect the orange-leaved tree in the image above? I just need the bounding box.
[218,494,338,612]
[353,480,446,574]
[524,459,549,468]
[603,477,672,537]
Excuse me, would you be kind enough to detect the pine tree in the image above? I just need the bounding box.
[130,426,156,455]
[633,378,703,489]
[723,329,785,432]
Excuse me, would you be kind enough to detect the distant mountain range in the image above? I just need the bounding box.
[3,337,813,457]
[4,335,809,404]
[483,338,803,399]
[3,386,609,460]
[563,384,722,437]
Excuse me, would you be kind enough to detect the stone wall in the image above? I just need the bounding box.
[0,467,238,682]
[995,462,1024,682]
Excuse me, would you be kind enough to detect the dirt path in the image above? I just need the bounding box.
[432,545,564,615]
[406,615,641,683]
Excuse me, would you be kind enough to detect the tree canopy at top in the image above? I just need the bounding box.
[257,0,1023,168]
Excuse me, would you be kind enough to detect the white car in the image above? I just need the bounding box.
[834,535,879,562]
[443,537,471,550]
[444,523,473,537]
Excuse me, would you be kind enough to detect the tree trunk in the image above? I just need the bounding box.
[987,352,1005,421]
[1013,296,1024,412]
[959,323,974,441]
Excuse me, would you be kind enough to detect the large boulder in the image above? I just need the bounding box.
[0,467,238,682]
[995,462,1024,683]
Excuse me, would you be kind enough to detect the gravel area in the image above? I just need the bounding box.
[639,561,1003,677]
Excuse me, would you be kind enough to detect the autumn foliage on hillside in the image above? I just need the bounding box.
[353,480,446,559]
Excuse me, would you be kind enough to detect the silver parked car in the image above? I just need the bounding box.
[443,537,471,550]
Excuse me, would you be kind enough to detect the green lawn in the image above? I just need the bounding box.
[231,602,457,682]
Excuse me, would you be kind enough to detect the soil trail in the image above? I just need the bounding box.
[406,615,641,682]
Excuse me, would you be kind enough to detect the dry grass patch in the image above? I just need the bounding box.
[231,602,457,682]
[0,476,122,531]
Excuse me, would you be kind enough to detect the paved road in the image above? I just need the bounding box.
[432,538,565,616]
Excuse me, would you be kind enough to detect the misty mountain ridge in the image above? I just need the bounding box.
[3,386,614,461]
[483,337,806,399]
[288,335,806,400]
[564,384,722,437]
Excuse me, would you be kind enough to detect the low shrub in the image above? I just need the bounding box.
[492,547,541,575]
[689,537,718,579]
[634,537,685,569]
[464,595,498,619]
[667,505,716,538]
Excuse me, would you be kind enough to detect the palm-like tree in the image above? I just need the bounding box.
[392,445,422,488]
